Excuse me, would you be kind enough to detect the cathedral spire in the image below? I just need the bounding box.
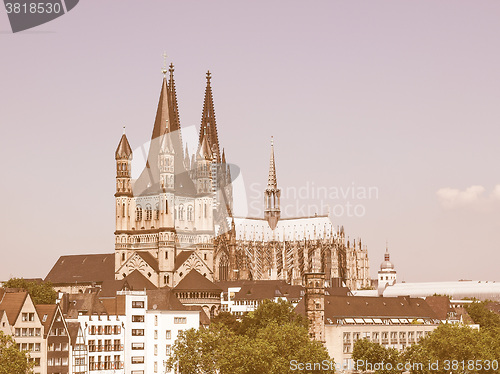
[199,70,221,163]
[267,136,278,190]
[264,137,281,230]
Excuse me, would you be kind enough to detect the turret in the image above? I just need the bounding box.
[196,130,213,194]
[115,129,133,197]
[264,137,281,230]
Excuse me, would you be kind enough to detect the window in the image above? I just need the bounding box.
[35,328,41,336]
[187,205,194,221]
[154,361,158,373]
[154,344,158,356]
[136,206,143,221]
[166,344,171,355]
[131,342,144,350]
[132,301,144,308]
[154,330,158,339]
[122,252,125,261]
[131,356,145,364]
[145,204,152,220]
[155,315,158,326]
[15,328,20,337]
[179,205,185,220]
[131,329,144,336]
[155,203,160,219]
[166,330,171,339]
[132,315,144,322]
[174,317,186,324]
[113,325,121,334]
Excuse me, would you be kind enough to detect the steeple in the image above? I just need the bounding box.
[199,70,221,163]
[264,137,281,230]
[267,137,278,189]
[115,129,132,197]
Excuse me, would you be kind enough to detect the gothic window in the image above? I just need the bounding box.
[122,203,125,216]
[187,205,194,221]
[122,253,125,262]
[165,251,168,259]
[218,253,229,281]
[164,275,167,285]
[179,205,185,221]
[155,203,160,219]
[145,204,152,220]
[136,206,142,221]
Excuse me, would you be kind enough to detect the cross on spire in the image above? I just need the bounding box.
[162,52,168,76]
[206,70,211,83]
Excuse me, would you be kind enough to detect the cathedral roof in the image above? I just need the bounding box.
[45,254,115,285]
[174,250,195,272]
[227,215,334,242]
[99,270,157,298]
[174,270,222,292]
[135,251,160,273]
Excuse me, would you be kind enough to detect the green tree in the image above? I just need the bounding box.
[3,278,57,305]
[0,331,34,374]
[352,339,402,374]
[167,299,334,373]
[465,301,500,331]
[404,324,500,374]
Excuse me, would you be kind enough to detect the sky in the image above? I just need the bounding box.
[1,1,499,283]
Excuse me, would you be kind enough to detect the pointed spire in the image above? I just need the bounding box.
[222,148,226,164]
[267,137,278,190]
[115,132,132,160]
[197,129,212,160]
[184,143,190,169]
[199,70,221,162]
[160,124,174,154]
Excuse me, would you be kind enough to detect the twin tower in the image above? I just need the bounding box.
[113,65,234,288]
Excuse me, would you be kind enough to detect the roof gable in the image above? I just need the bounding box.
[0,290,28,324]
[174,270,221,292]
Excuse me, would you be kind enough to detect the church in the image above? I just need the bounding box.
[47,63,371,292]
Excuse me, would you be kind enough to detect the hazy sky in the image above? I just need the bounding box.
[1,1,500,283]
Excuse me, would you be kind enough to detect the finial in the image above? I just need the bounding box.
[123,126,126,135]
[386,240,389,252]
[206,70,211,83]
[162,52,168,76]
[271,136,274,146]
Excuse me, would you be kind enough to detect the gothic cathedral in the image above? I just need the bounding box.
[114,65,371,290]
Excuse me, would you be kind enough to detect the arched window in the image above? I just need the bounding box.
[165,199,169,214]
[218,253,229,281]
[136,205,142,221]
[145,204,152,220]
[155,203,160,219]
[121,253,125,262]
[179,205,185,221]
[187,205,194,221]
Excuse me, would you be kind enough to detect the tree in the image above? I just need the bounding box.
[465,301,500,331]
[166,299,334,373]
[352,339,402,374]
[3,278,57,305]
[0,331,34,374]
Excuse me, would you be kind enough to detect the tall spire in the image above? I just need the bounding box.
[264,137,281,230]
[199,70,221,163]
[267,136,278,190]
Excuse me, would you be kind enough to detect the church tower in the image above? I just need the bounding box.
[378,244,397,295]
[264,137,281,230]
[304,272,326,343]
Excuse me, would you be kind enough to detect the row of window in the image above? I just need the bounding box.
[152,344,172,356]
[88,339,123,352]
[89,325,122,335]
[343,330,429,345]
[20,342,40,352]
[47,357,69,366]
[21,313,35,322]
[48,342,69,351]
[15,328,41,337]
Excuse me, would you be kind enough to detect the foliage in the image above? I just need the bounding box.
[352,338,402,374]
[353,323,500,374]
[166,299,333,373]
[0,331,34,374]
[3,278,57,305]
[465,301,500,331]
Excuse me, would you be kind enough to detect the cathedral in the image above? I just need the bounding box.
[113,64,371,291]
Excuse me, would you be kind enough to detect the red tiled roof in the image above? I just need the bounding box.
[174,270,221,292]
[35,304,58,338]
[147,289,186,311]
[136,252,159,273]
[0,290,28,324]
[45,254,115,284]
